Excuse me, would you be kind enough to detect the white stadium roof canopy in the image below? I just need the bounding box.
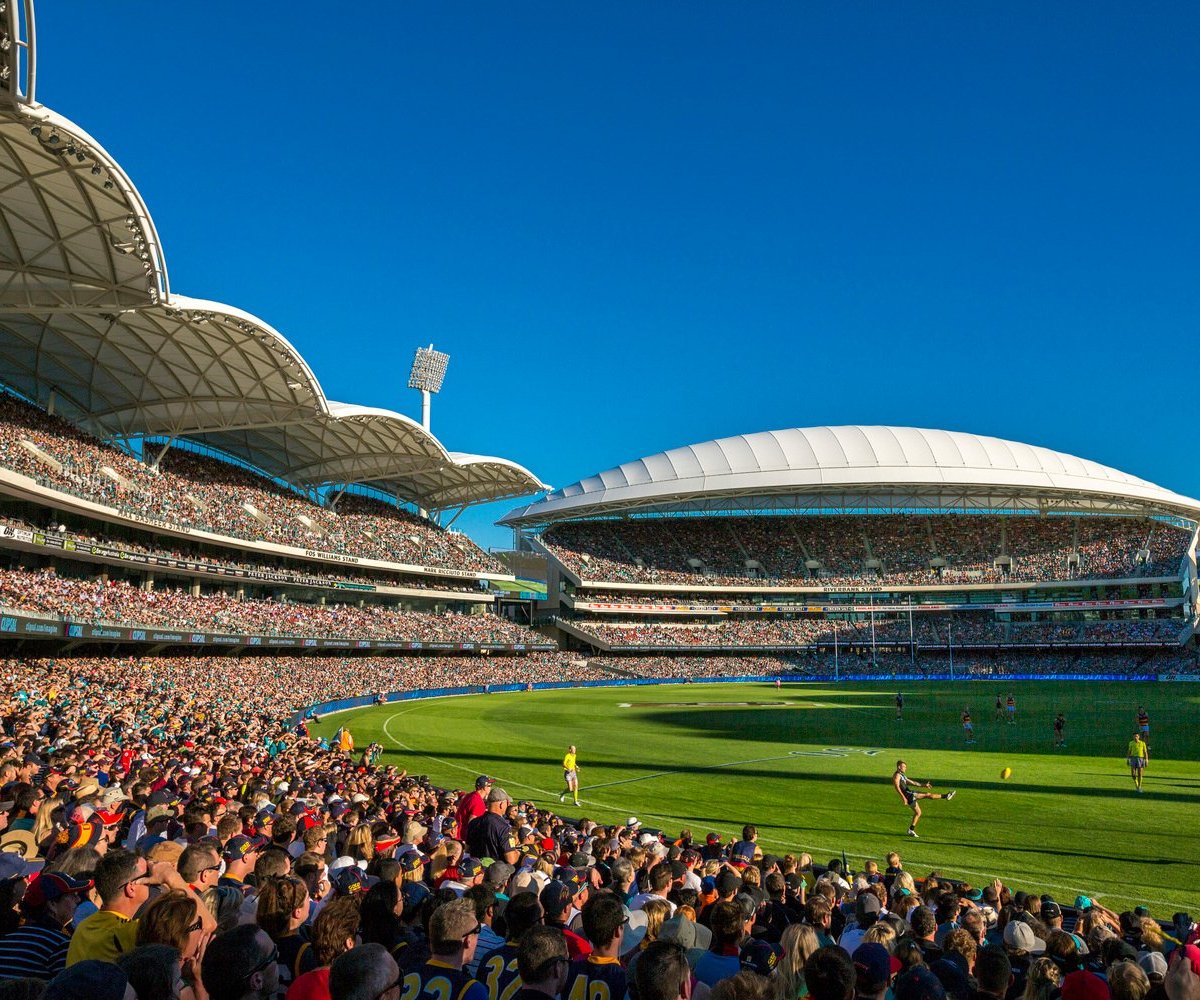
[501,425,1200,527]
[0,8,546,512]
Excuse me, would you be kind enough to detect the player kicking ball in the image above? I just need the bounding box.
[893,759,955,838]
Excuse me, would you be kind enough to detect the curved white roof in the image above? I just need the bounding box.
[0,23,546,512]
[502,426,1200,525]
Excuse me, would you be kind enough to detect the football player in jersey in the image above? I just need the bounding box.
[893,760,955,838]
[961,707,976,745]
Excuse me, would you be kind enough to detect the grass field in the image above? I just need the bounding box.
[312,680,1200,913]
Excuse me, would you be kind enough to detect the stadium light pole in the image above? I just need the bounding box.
[407,344,450,432]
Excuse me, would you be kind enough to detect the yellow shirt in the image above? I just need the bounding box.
[66,909,139,966]
[562,752,577,771]
[1127,739,1146,758]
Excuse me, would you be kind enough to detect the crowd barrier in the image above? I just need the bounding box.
[289,671,1178,726]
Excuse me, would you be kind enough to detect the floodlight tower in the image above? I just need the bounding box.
[407,344,450,431]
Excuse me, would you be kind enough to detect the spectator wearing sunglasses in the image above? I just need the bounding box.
[136,889,215,999]
[67,848,193,966]
[408,898,488,1000]
[202,923,281,1000]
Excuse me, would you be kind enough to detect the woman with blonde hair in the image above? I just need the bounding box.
[428,838,461,883]
[777,923,819,1000]
[626,898,674,982]
[1021,957,1063,1000]
[862,922,897,952]
[344,823,375,864]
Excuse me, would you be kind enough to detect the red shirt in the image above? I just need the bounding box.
[454,791,486,834]
[287,967,331,1000]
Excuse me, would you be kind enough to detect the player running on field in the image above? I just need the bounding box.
[896,692,904,721]
[961,707,975,745]
[1136,706,1150,756]
[1054,712,1065,748]
[1006,693,1016,724]
[1127,731,1148,793]
[893,760,955,838]
[559,744,580,806]
[995,694,1004,722]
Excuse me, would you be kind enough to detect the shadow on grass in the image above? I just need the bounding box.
[376,745,1200,806]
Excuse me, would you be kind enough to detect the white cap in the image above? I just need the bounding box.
[329,856,356,873]
[627,816,640,827]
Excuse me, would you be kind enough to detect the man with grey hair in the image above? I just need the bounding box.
[466,787,520,865]
[329,942,399,1000]
[610,857,636,905]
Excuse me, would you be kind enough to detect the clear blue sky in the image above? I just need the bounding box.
[33,4,1200,551]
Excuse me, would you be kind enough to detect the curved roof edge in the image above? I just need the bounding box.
[501,426,1200,527]
[0,43,547,511]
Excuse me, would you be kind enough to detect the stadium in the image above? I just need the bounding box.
[503,426,1200,677]
[0,7,1198,999]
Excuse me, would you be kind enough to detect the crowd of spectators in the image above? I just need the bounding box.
[0,646,1195,998]
[0,568,539,644]
[0,514,486,596]
[563,615,1185,650]
[542,514,1191,589]
[587,649,1198,678]
[0,393,505,575]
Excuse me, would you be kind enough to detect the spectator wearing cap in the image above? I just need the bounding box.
[444,857,485,898]
[894,965,947,1000]
[0,870,92,980]
[0,852,34,936]
[853,942,894,1000]
[840,891,883,955]
[455,776,492,837]
[407,898,488,1000]
[466,787,520,866]
[68,847,192,966]
[219,835,266,893]
[632,862,678,917]
[541,880,592,961]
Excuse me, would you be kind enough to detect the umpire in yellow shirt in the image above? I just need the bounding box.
[559,745,580,806]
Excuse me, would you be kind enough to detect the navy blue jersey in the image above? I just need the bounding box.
[477,942,522,1000]
[564,956,628,1000]
[402,960,489,1000]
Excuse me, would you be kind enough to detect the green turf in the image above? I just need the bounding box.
[312,680,1200,913]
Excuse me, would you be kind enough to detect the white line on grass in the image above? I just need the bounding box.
[378,704,1195,912]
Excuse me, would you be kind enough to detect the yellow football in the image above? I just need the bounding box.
[1001,767,1013,780]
